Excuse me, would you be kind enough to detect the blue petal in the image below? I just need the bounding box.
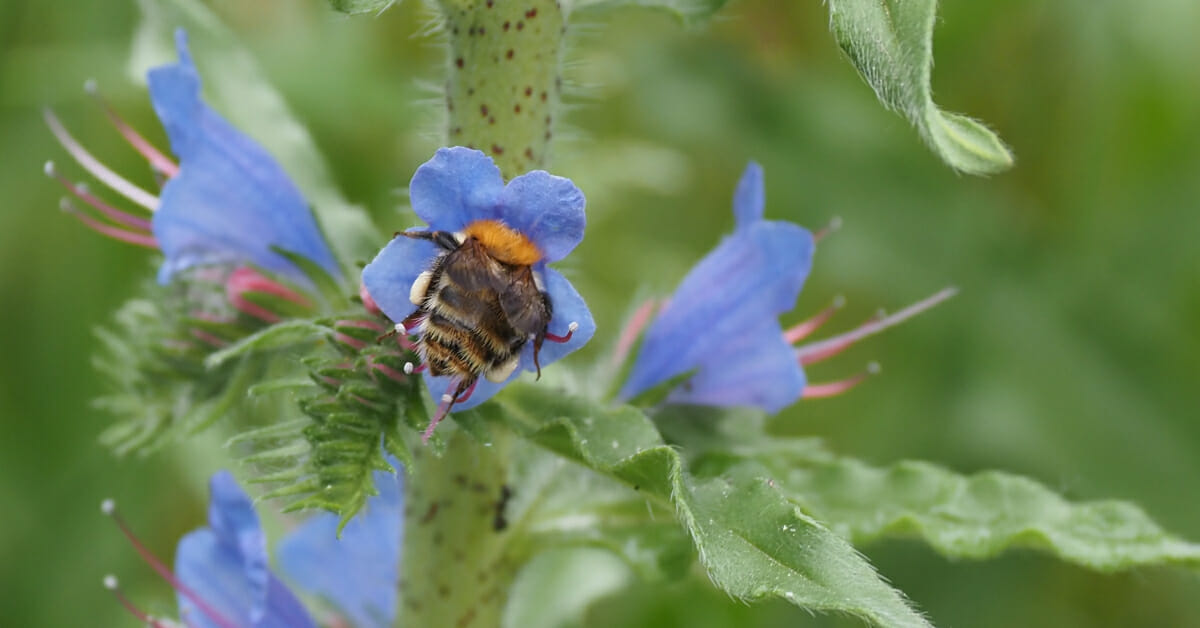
[497,171,586,263]
[175,472,317,628]
[278,463,403,628]
[361,231,440,324]
[147,29,340,284]
[408,147,505,232]
[733,162,765,231]
[618,220,814,406]
[665,317,806,413]
[419,266,594,411]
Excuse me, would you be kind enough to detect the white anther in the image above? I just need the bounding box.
[43,160,56,177]
[832,295,846,309]
[827,216,843,232]
[394,322,407,336]
[103,574,119,590]
[441,393,455,404]
[567,321,579,332]
[867,361,881,375]
[58,197,74,212]
[83,78,98,94]
[100,498,116,515]
[403,362,415,375]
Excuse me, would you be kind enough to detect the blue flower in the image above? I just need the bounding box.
[147,29,340,284]
[361,147,595,412]
[44,28,339,287]
[173,469,401,628]
[618,163,813,412]
[617,162,956,411]
[277,467,404,628]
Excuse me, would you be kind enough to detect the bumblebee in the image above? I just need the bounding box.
[401,219,572,435]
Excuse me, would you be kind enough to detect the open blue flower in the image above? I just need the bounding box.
[277,466,404,628]
[361,147,595,412]
[45,28,340,286]
[147,29,340,284]
[618,163,957,411]
[618,163,813,412]
[174,469,402,628]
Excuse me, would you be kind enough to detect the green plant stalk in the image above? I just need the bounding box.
[439,0,567,177]
[399,429,518,627]
[400,1,569,624]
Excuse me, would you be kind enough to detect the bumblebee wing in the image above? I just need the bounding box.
[498,266,552,339]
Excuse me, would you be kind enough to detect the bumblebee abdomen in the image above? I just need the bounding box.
[420,277,526,380]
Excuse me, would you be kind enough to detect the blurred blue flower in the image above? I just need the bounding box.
[618,163,813,412]
[361,147,595,412]
[44,29,339,286]
[174,469,402,628]
[147,29,340,284]
[618,162,955,411]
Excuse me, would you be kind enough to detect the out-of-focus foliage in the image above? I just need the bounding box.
[2,1,1199,627]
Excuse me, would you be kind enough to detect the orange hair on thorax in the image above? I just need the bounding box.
[464,219,542,266]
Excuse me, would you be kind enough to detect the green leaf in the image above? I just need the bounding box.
[827,0,1013,174]
[129,0,382,264]
[326,0,396,15]
[781,458,1200,571]
[489,385,931,628]
[204,319,327,369]
[569,0,730,26]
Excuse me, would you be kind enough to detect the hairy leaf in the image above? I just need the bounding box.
[487,385,931,628]
[783,458,1200,571]
[204,319,327,369]
[828,0,1013,174]
[129,0,381,263]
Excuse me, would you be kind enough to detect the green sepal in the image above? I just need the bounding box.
[271,247,350,308]
[204,319,328,369]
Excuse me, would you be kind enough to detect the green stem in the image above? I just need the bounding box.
[400,3,569,625]
[438,0,567,177]
[399,430,518,627]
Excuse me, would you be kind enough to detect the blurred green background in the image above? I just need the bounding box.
[2,0,1198,626]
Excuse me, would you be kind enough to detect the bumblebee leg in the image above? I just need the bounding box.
[400,229,463,250]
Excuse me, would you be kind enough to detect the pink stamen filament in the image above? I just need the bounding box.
[45,163,151,231]
[545,321,579,344]
[611,298,659,367]
[105,504,242,628]
[42,108,160,211]
[407,362,428,374]
[338,319,385,333]
[104,576,169,628]
[795,287,958,366]
[783,296,844,344]
[801,363,879,399]
[59,198,158,249]
[86,80,180,178]
[812,216,842,243]
[422,381,461,443]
